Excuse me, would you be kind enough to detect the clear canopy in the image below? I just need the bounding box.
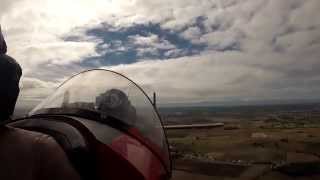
[29,69,170,171]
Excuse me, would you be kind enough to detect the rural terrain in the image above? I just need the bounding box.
[160,103,320,179]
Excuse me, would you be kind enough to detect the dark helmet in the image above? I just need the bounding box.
[96,89,136,125]
[0,25,22,120]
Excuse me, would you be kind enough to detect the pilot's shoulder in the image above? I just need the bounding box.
[1,126,66,163]
[0,54,20,73]
[3,126,59,148]
[1,126,81,179]
[1,126,49,141]
[0,54,17,63]
[0,126,54,157]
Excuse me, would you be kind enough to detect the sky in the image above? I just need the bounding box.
[1,0,320,108]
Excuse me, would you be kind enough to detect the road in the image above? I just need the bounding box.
[164,123,224,130]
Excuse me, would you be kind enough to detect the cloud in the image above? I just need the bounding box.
[275,28,320,53]
[128,33,176,57]
[129,34,176,50]
[16,41,97,67]
[181,26,202,43]
[108,49,320,104]
[21,77,56,90]
[0,0,24,18]
[15,77,59,110]
[1,0,117,67]
[0,0,319,106]
[164,49,187,58]
[17,77,58,105]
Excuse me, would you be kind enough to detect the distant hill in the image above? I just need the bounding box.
[158,99,320,108]
[158,102,320,117]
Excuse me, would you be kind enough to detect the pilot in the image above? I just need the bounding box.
[96,89,137,126]
[0,25,81,180]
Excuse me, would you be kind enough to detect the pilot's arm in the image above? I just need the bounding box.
[34,135,81,180]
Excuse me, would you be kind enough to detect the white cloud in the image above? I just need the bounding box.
[129,34,176,50]
[0,1,108,79]
[15,77,60,111]
[289,0,320,30]
[276,29,320,53]
[164,49,187,58]
[181,26,202,43]
[14,41,97,69]
[17,77,59,107]
[129,34,176,57]
[136,47,159,57]
[108,49,320,104]
[0,0,319,105]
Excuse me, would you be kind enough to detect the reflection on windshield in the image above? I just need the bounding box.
[58,88,137,126]
[29,70,170,170]
[96,89,137,126]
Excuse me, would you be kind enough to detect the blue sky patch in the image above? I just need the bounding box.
[67,23,207,67]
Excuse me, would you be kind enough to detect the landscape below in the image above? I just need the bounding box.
[161,103,320,179]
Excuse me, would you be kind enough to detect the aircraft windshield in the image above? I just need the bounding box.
[29,69,170,170]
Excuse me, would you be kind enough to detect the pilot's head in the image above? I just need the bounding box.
[96,89,136,125]
[0,26,22,121]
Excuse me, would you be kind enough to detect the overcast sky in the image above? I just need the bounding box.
[1,0,320,107]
